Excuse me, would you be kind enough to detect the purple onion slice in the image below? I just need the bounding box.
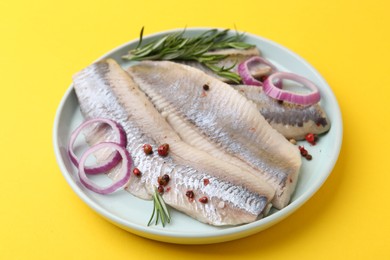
[68,118,127,174]
[78,142,132,194]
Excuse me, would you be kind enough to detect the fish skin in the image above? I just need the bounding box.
[72,58,275,225]
[178,47,262,83]
[126,61,302,209]
[231,85,331,140]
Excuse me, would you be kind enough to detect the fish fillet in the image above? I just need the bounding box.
[72,58,275,226]
[231,85,331,140]
[127,61,302,209]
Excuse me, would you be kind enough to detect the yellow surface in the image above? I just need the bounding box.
[1,0,389,258]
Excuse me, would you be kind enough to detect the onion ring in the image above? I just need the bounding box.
[237,56,278,86]
[78,142,132,194]
[68,118,127,174]
[263,72,321,106]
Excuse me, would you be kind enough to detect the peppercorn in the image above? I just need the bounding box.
[203,84,209,91]
[203,178,210,186]
[158,174,170,186]
[133,167,141,177]
[157,185,164,194]
[186,190,194,199]
[143,144,153,155]
[158,143,169,157]
[305,133,317,145]
[299,146,313,160]
[299,146,308,156]
[199,196,208,204]
[162,174,170,183]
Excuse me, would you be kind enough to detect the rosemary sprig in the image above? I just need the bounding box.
[122,27,255,83]
[147,189,171,227]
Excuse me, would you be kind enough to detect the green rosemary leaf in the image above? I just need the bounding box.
[155,208,160,226]
[147,198,156,226]
[155,196,165,226]
[135,26,144,49]
[216,70,241,83]
[226,42,255,49]
[196,54,227,63]
[157,192,171,223]
[149,35,169,53]
[204,62,242,83]
[176,38,189,49]
[162,51,183,60]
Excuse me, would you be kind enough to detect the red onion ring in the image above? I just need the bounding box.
[263,72,321,106]
[78,142,132,194]
[68,118,127,174]
[237,56,278,86]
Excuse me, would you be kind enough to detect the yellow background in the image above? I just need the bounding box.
[1,0,389,259]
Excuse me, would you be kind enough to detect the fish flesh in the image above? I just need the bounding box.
[178,47,263,83]
[126,61,302,209]
[231,85,331,140]
[72,58,275,226]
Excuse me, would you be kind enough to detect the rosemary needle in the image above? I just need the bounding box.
[122,28,255,83]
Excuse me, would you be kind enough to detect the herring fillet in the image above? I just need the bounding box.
[127,61,302,209]
[231,85,331,140]
[72,58,275,226]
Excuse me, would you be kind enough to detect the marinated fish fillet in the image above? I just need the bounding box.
[72,58,275,226]
[231,85,331,140]
[178,47,263,83]
[127,61,302,209]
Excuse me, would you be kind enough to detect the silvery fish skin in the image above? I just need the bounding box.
[126,61,302,209]
[72,58,275,226]
[231,85,331,140]
[178,47,262,83]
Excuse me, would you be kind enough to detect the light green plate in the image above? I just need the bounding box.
[53,28,342,244]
